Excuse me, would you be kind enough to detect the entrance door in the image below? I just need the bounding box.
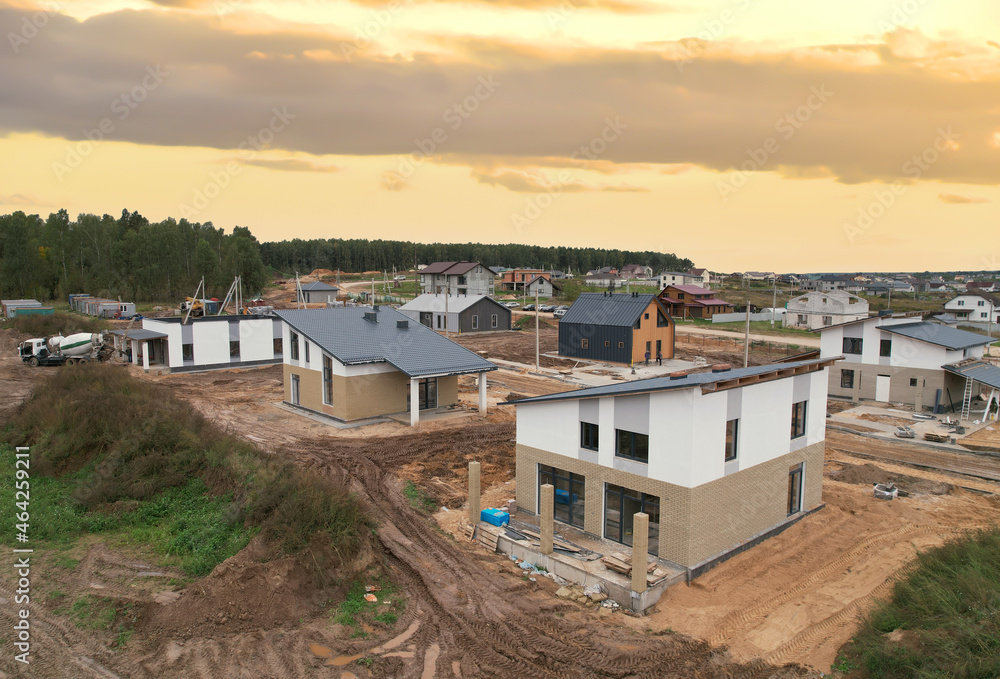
[419,312,433,328]
[406,378,438,411]
[290,374,300,405]
[875,374,891,402]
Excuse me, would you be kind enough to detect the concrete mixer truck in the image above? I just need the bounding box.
[17,332,110,367]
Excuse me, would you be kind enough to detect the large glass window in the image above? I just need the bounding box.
[604,484,659,555]
[304,341,310,363]
[842,337,863,354]
[788,463,804,515]
[290,331,300,360]
[880,338,892,357]
[725,419,738,462]
[406,378,438,411]
[615,429,649,463]
[272,337,282,356]
[841,369,855,389]
[539,465,585,529]
[791,401,807,439]
[580,422,599,451]
[323,355,333,405]
[229,340,240,357]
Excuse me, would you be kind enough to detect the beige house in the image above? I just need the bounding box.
[275,307,496,426]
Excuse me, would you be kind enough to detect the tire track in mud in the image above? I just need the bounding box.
[291,425,815,679]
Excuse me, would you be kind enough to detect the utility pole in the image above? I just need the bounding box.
[771,277,777,327]
[744,298,751,368]
[535,282,540,371]
[445,279,450,337]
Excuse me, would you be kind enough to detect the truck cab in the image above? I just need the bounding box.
[18,338,66,367]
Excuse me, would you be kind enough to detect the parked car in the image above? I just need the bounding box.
[555,305,570,311]
[504,301,520,308]
[522,303,536,311]
[393,275,407,281]
[539,304,556,312]
[553,308,567,318]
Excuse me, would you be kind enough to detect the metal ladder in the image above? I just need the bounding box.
[960,376,974,421]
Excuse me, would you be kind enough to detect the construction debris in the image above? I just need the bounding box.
[601,551,671,586]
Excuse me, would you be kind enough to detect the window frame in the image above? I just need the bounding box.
[471,314,479,330]
[842,337,863,355]
[323,354,334,405]
[787,463,804,516]
[580,422,599,451]
[841,369,855,389]
[615,429,649,463]
[725,418,739,462]
[491,314,498,328]
[581,338,589,349]
[290,331,300,360]
[791,400,807,439]
[880,338,892,357]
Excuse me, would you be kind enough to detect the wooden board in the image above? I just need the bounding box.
[519,527,581,553]
[477,525,501,552]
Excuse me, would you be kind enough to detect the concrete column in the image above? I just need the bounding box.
[131,339,139,365]
[914,380,924,413]
[539,483,554,555]
[410,377,419,427]
[142,341,150,370]
[468,461,481,525]
[632,512,649,593]
[478,372,487,413]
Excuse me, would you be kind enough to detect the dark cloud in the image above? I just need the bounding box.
[2,8,998,184]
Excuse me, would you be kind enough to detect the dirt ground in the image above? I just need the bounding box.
[4,322,1000,678]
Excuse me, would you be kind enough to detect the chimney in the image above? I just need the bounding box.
[711,363,732,372]
[397,319,409,329]
[363,311,377,323]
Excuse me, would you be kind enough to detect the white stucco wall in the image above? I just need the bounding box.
[192,321,230,365]
[142,319,183,367]
[236,318,276,362]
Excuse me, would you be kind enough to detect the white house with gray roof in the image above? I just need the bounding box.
[508,356,837,573]
[299,280,340,304]
[398,294,511,333]
[784,290,869,330]
[274,307,497,426]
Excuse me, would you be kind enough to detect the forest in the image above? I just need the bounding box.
[0,209,693,302]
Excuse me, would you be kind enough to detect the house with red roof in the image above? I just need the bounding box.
[658,285,734,319]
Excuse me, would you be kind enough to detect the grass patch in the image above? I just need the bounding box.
[1,364,370,576]
[1,311,107,337]
[403,481,437,514]
[514,315,554,330]
[57,594,117,630]
[840,526,1000,678]
[334,577,402,632]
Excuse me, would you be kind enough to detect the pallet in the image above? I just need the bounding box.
[477,525,502,552]
[519,528,581,553]
[461,523,476,541]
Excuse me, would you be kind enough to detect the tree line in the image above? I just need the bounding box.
[259,238,693,278]
[0,210,268,303]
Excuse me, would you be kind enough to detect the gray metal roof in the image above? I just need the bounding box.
[943,360,1000,390]
[109,329,168,340]
[398,294,505,314]
[300,281,338,291]
[559,292,658,327]
[274,307,497,377]
[507,356,838,405]
[881,322,992,350]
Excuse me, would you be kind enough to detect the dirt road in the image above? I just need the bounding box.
[675,324,820,348]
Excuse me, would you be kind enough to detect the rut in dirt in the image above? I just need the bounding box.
[292,422,815,679]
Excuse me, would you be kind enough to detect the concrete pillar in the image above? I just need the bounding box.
[478,372,487,413]
[410,377,419,427]
[539,483,554,555]
[914,380,924,413]
[468,461,481,525]
[142,341,150,370]
[632,512,649,593]
[131,339,139,365]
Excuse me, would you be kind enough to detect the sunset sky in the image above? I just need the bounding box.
[1,0,998,272]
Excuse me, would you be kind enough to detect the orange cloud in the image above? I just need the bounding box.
[938,193,990,204]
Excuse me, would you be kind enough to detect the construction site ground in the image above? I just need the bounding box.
[3,323,1000,678]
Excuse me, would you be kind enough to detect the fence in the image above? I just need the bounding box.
[712,312,779,324]
[677,333,808,360]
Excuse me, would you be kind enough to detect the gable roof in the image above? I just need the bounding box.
[507,356,838,405]
[300,281,339,291]
[881,321,992,350]
[953,290,1000,305]
[664,284,720,297]
[398,294,507,314]
[274,307,497,377]
[560,292,663,327]
[420,261,492,276]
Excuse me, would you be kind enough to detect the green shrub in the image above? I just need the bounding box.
[3,312,107,338]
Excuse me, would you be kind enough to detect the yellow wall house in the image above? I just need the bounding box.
[274,307,497,425]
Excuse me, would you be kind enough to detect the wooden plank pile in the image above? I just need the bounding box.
[601,551,671,586]
[517,527,581,553]
[477,525,502,552]
[924,432,950,443]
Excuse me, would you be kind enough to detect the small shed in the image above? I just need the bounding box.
[1,299,42,316]
[300,281,340,304]
[398,294,512,333]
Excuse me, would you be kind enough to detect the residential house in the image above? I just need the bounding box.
[525,276,560,299]
[274,307,496,426]
[509,356,835,571]
[657,271,696,289]
[784,291,869,330]
[967,281,997,293]
[658,285,734,319]
[420,262,496,296]
[499,268,548,291]
[687,268,711,287]
[583,273,628,289]
[620,264,654,280]
[299,281,340,304]
[741,271,776,282]
[398,294,512,333]
[558,292,674,365]
[819,313,992,410]
[889,280,915,293]
[127,315,283,372]
[587,267,619,277]
[800,275,863,293]
[943,291,1000,324]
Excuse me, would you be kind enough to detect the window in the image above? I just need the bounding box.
[406,378,438,411]
[290,373,300,405]
[880,339,892,357]
[229,340,240,357]
[657,312,669,327]
[618,341,625,349]
[290,332,300,360]
[323,355,333,405]
[909,378,918,387]
[472,315,479,330]
[788,463,804,515]
[615,429,649,463]
[822,316,832,326]
[539,465,585,529]
[644,313,649,320]
[677,292,685,300]
[841,369,855,389]
[437,315,443,329]
[725,419,738,462]
[604,484,659,555]
[182,343,194,361]
[978,300,985,306]
[581,339,589,349]
[273,338,282,355]
[604,341,610,347]
[842,337,863,354]
[304,341,310,363]
[791,401,807,439]
[798,314,807,324]
[491,314,498,328]
[581,422,599,450]
[457,275,467,285]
